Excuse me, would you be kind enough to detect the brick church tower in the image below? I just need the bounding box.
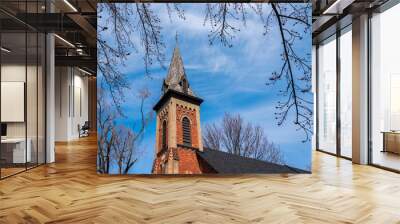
[152,43,209,174]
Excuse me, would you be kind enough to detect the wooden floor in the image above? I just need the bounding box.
[1,136,400,223]
[373,150,400,171]
[1,167,26,178]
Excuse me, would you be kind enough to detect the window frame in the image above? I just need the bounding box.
[315,24,353,161]
[182,116,191,147]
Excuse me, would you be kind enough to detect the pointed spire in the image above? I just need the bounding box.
[165,44,186,84]
[162,35,196,96]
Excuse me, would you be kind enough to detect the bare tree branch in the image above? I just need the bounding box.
[97,77,152,174]
[268,3,313,142]
[203,113,284,164]
[203,123,222,151]
[97,3,184,114]
[202,3,312,142]
[204,3,247,47]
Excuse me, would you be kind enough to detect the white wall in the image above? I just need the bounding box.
[72,72,89,138]
[55,67,89,141]
[55,66,69,141]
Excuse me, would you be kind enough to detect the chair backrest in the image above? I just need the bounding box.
[83,121,90,129]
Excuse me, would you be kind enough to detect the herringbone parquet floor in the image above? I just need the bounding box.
[0,135,400,224]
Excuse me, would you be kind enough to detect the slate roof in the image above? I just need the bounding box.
[197,148,309,174]
[162,44,196,97]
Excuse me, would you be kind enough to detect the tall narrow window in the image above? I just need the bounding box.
[182,117,191,146]
[317,35,337,155]
[339,27,352,158]
[182,79,188,94]
[162,120,167,150]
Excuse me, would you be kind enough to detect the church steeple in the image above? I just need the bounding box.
[162,42,196,96]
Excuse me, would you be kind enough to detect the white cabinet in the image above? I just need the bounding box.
[1,138,31,163]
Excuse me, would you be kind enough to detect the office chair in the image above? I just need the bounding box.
[79,121,90,138]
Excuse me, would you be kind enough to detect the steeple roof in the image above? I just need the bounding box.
[153,41,203,111]
[162,44,196,97]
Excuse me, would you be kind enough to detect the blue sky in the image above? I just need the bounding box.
[98,4,312,174]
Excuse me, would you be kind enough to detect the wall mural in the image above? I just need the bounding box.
[97,3,312,174]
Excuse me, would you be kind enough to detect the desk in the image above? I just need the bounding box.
[382,131,400,154]
[1,138,31,163]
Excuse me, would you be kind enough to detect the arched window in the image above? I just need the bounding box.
[162,120,167,150]
[182,117,191,146]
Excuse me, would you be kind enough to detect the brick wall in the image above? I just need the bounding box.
[152,157,161,174]
[177,147,202,174]
[153,147,216,174]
